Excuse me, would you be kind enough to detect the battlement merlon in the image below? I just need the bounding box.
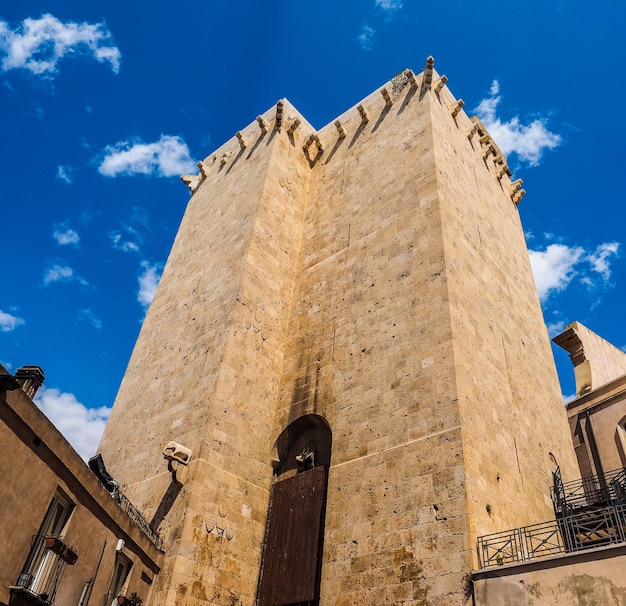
[181,98,318,191]
[181,57,524,202]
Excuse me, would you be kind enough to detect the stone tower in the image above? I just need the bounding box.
[98,58,577,605]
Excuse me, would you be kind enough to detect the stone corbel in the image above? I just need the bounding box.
[236,131,247,150]
[381,88,393,107]
[422,56,435,90]
[287,118,301,135]
[357,104,369,124]
[433,75,448,95]
[404,68,418,90]
[275,101,284,131]
[482,144,496,160]
[334,120,346,138]
[467,124,480,140]
[256,116,268,134]
[451,99,464,117]
[181,174,202,193]
[197,161,210,178]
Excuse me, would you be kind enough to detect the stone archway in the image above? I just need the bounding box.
[257,415,332,606]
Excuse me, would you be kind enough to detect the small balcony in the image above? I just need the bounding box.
[477,468,626,569]
[12,535,78,605]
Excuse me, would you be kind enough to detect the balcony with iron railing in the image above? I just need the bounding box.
[551,467,626,516]
[477,467,626,569]
[13,535,78,605]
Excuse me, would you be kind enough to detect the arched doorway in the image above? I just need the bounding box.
[257,415,332,606]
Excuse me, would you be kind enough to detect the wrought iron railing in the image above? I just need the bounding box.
[119,495,163,550]
[477,503,626,569]
[15,535,72,605]
[551,467,626,515]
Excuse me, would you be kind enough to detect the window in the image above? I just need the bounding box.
[106,553,132,606]
[16,490,74,604]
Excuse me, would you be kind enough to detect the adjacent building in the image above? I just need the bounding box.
[0,366,162,606]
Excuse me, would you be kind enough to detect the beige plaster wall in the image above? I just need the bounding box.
[473,545,626,606]
[567,375,626,477]
[0,374,160,606]
[554,321,626,396]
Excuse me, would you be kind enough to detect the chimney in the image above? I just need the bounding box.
[14,366,45,398]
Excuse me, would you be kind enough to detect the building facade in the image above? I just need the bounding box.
[0,366,162,606]
[95,58,578,605]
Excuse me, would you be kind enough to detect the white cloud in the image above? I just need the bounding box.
[358,24,375,51]
[546,319,566,337]
[138,261,162,308]
[529,241,621,302]
[376,0,403,10]
[43,263,74,285]
[529,244,583,302]
[78,308,102,330]
[586,242,619,280]
[475,80,561,166]
[57,165,74,184]
[43,262,89,287]
[98,135,196,178]
[53,225,80,246]
[34,386,111,460]
[0,14,121,77]
[109,231,140,253]
[0,310,25,332]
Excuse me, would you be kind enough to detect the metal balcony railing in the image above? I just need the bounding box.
[15,535,74,605]
[119,495,163,550]
[551,467,626,516]
[477,503,626,569]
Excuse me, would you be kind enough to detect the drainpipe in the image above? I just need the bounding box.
[82,540,106,606]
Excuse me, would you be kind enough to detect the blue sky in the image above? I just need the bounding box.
[1,1,625,459]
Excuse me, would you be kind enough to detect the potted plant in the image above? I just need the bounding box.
[44,536,64,554]
[117,593,142,605]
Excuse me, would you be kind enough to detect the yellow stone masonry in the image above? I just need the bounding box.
[98,60,577,605]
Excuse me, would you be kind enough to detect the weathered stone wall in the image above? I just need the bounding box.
[428,76,578,540]
[98,63,578,606]
[99,101,316,604]
[473,545,626,605]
